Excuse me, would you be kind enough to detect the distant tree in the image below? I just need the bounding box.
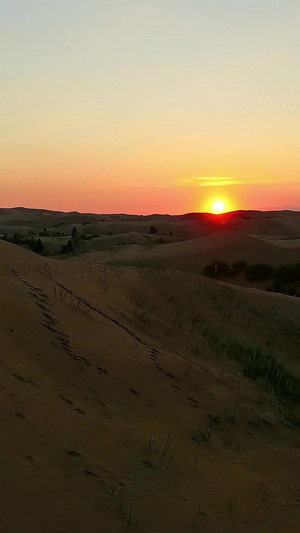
[28,237,44,254]
[12,232,21,244]
[73,234,82,246]
[169,231,173,236]
[60,244,68,254]
[60,240,74,254]
[3,233,8,241]
[35,238,44,254]
[39,228,49,237]
[72,227,78,239]
[149,225,157,234]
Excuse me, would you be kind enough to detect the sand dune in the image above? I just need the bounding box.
[148,231,296,264]
[1,239,300,532]
[101,231,300,276]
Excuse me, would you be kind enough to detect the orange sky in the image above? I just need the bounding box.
[1,1,299,214]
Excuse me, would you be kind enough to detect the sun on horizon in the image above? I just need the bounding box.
[211,200,226,214]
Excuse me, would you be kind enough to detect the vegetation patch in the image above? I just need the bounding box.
[203,259,300,297]
[200,325,300,409]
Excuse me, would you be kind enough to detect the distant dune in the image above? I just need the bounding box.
[1,207,300,239]
[101,231,300,276]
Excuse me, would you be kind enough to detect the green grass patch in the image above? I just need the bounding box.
[201,327,300,404]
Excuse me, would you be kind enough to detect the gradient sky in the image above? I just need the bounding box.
[1,0,299,214]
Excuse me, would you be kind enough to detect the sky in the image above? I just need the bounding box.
[1,0,299,214]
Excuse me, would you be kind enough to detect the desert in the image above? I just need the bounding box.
[1,208,300,532]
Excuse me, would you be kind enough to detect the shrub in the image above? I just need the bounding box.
[232,260,247,274]
[39,228,49,237]
[73,234,82,246]
[223,338,300,404]
[271,281,284,293]
[275,264,300,285]
[28,237,44,254]
[149,225,157,234]
[203,260,235,279]
[35,238,44,253]
[246,263,274,282]
[287,286,297,296]
[60,240,74,254]
[12,232,21,244]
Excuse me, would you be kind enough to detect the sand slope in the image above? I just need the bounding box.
[1,240,300,532]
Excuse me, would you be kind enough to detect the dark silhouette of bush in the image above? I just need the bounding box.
[72,227,78,239]
[60,240,74,254]
[35,238,44,253]
[72,234,79,244]
[202,256,300,298]
[272,281,284,293]
[3,233,8,241]
[203,260,235,279]
[246,263,274,282]
[287,286,297,296]
[39,228,49,237]
[232,260,247,274]
[203,263,215,278]
[149,225,157,234]
[12,232,21,244]
[28,237,44,254]
[274,264,300,285]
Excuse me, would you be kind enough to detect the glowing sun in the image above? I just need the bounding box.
[211,200,226,214]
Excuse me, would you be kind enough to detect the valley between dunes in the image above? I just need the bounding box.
[1,235,300,532]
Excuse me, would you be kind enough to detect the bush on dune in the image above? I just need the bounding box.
[60,240,74,254]
[203,259,300,297]
[275,264,300,285]
[246,263,274,282]
[203,260,237,279]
